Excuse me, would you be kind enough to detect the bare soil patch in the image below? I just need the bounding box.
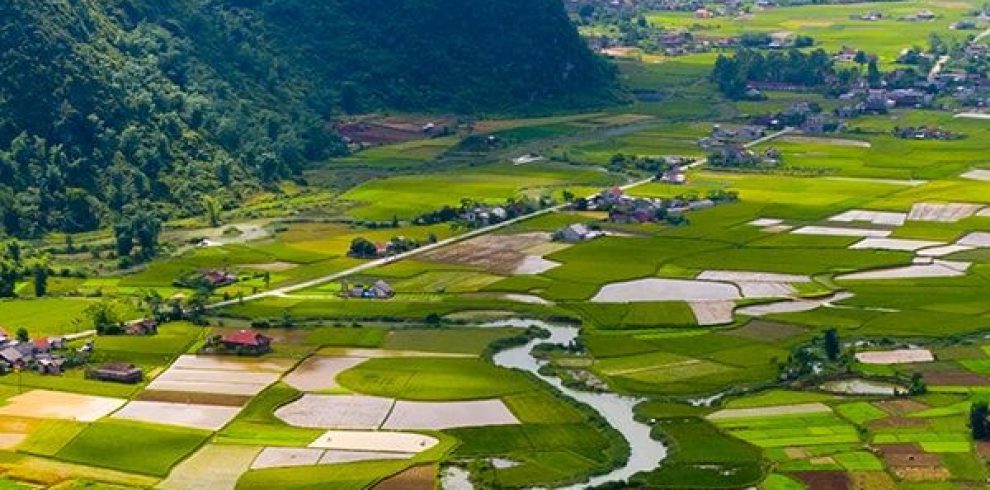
[790,471,850,490]
[421,232,559,275]
[736,292,853,317]
[840,261,970,281]
[958,232,990,247]
[373,464,437,490]
[276,394,393,429]
[873,400,929,416]
[855,349,934,365]
[829,209,906,226]
[697,270,810,283]
[513,256,561,275]
[736,282,796,297]
[383,399,520,430]
[976,440,990,458]
[308,430,439,453]
[688,301,736,325]
[749,218,784,227]
[908,203,984,223]
[792,226,891,237]
[159,444,260,490]
[592,278,740,303]
[136,390,250,407]
[917,244,974,257]
[283,357,366,392]
[961,169,990,181]
[112,400,240,430]
[850,238,943,251]
[924,371,990,386]
[171,355,294,373]
[251,447,324,470]
[0,390,125,422]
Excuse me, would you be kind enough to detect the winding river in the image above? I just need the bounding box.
[447,319,668,489]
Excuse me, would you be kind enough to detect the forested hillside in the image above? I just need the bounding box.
[0,0,615,237]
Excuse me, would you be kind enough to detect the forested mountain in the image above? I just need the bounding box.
[0,0,615,237]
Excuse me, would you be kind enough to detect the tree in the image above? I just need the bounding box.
[909,372,927,395]
[113,221,134,258]
[970,401,990,440]
[15,327,28,343]
[32,262,47,297]
[823,328,840,361]
[132,211,161,260]
[85,300,124,335]
[867,59,882,87]
[348,237,378,258]
[0,259,16,298]
[203,195,222,227]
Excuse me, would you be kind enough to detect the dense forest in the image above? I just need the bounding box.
[0,0,615,238]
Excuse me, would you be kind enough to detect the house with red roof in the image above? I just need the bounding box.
[219,330,272,355]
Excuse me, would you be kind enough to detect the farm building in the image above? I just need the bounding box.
[87,363,143,384]
[203,270,238,287]
[220,330,273,355]
[126,319,159,336]
[555,224,604,243]
[346,280,396,299]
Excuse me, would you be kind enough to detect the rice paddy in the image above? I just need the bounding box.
[2,4,989,487]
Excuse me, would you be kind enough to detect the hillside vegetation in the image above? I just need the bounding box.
[0,0,615,237]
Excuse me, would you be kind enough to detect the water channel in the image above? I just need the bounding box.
[444,319,668,489]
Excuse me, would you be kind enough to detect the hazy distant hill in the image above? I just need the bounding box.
[0,0,615,236]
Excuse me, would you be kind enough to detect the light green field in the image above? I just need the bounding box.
[646,1,976,64]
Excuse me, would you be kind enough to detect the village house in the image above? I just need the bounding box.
[555,224,605,243]
[658,165,688,184]
[125,319,159,336]
[854,11,882,21]
[892,126,963,140]
[694,7,714,18]
[344,280,395,299]
[888,88,932,107]
[87,362,143,384]
[0,337,71,374]
[202,270,237,288]
[35,355,64,375]
[219,330,273,355]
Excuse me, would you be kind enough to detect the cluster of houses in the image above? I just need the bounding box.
[341,279,395,299]
[582,187,734,224]
[709,144,781,168]
[651,32,736,56]
[892,126,964,140]
[851,10,883,21]
[0,328,88,376]
[834,88,934,118]
[900,9,938,22]
[697,124,766,150]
